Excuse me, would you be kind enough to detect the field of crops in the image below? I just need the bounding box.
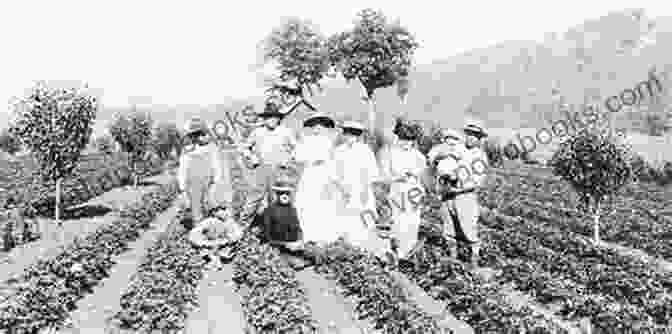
[0,155,670,334]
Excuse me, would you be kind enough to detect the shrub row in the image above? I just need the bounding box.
[232,235,318,334]
[0,181,178,333]
[110,211,206,333]
[313,240,446,334]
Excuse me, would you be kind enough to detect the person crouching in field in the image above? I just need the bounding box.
[178,118,225,225]
[436,120,489,269]
[188,207,244,270]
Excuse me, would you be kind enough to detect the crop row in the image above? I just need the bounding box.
[110,210,206,333]
[0,182,178,333]
[477,223,666,332]
[483,177,672,260]
[313,240,445,334]
[492,167,671,209]
[477,206,672,324]
[233,235,318,334]
[402,228,570,334]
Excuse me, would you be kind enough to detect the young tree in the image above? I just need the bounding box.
[549,127,634,244]
[0,128,21,155]
[258,17,330,107]
[328,9,419,131]
[152,122,181,160]
[9,81,98,226]
[109,110,153,187]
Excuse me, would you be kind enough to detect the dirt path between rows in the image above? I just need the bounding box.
[184,264,247,334]
[59,203,180,334]
[0,173,173,296]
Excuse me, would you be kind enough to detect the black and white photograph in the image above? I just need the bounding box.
[1,1,671,333]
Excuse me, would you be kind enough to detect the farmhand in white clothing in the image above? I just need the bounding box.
[333,121,389,257]
[177,118,225,224]
[240,102,297,223]
[292,112,343,246]
[378,118,428,265]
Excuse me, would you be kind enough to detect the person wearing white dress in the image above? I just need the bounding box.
[333,121,389,256]
[293,112,342,245]
[378,119,427,262]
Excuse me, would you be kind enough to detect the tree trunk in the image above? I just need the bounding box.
[592,203,601,244]
[56,178,62,227]
[368,97,377,133]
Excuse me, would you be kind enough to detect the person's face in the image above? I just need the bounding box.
[265,116,280,129]
[464,132,481,147]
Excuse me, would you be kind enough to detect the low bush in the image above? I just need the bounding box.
[0,182,178,333]
[232,235,318,334]
[110,211,206,333]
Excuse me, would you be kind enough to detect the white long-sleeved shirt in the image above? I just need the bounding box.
[177,142,223,192]
[245,125,296,166]
[333,142,380,210]
[378,144,426,182]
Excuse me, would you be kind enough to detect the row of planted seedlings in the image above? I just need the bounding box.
[0,181,178,334]
[0,158,165,253]
[106,154,251,333]
[232,234,318,334]
[492,167,671,209]
[395,205,571,334]
[483,177,672,260]
[475,205,672,326]
[309,239,446,334]
[109,209,207,333]
[474,217,663,332]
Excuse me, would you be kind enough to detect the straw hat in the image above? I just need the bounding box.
[184,118,208,135]
[257,102,285,118]
[439,128,462,141]
[463,119,487,137]
[303,112,335,128]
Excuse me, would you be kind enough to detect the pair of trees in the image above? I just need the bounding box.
[258,9,418,132]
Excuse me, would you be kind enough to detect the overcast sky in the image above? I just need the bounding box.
[1,0,670,109]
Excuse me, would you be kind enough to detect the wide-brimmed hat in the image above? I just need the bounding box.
[303,112,335,128]
[340,121,365,135]
[439,128,462,141]
[463,119,487,137]
[184,118,208,135]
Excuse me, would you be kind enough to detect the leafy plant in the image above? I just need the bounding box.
[0,128,21,155]
[258,17,330,106]
[328,8,419,131]
[0,182,177,333]
[94,135,114,156]
[9,81,98,226]
[549,128,633,243]
[152,122,181,160]
[109,109,154,187]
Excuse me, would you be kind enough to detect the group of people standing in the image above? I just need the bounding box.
[177,102,489,270]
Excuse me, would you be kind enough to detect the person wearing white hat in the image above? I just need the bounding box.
[241,102,297,219]
[332,120,388,255]
[292,112,343,245]
[377,118,427,265]
[438,118,489,268]
[178,117,224,224]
